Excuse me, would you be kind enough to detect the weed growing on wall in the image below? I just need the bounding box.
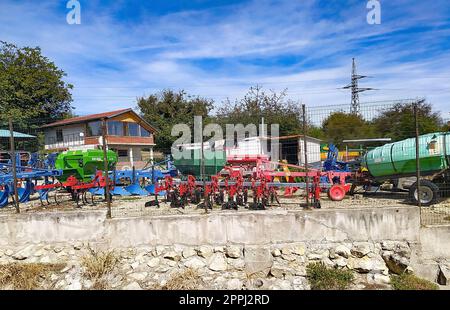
[390,273,439,290]
[306,262,354,290]
[0,263,65,290]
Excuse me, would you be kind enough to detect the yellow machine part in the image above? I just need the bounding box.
[320,151,360,161]
[273,160,291,183]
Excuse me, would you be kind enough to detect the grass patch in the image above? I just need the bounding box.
[152,268,203,290]
[390,273,439,290]
[91,278,109,290]
[80,246,120,289]
[306,262,354,290]
[0,263,65,290]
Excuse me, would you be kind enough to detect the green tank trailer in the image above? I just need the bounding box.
[362,132,450,178]
[360,132,450,206]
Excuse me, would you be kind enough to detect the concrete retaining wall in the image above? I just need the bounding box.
[0,211,107,246]
[419,226,450,259]
[2,206,449,284]
[0,206,420,247]
[409,225,450,282]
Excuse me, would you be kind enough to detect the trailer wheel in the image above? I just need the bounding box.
[409,180,440,206]
[327,184,346,201]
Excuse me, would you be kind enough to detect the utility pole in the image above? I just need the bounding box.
[342,58,374,115]
[8,117,20,213]
[101,119,112,218]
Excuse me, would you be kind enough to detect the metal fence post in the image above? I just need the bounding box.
[414,102,422,211]
[200,117,207,214]
[302,104,310,207]
[102,119,112,218]
[8,117,20,214]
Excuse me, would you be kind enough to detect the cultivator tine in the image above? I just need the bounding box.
[145,192,160,208]
[82,190,95,206]
[90,191,96,205]
[38,189,51,207]
[82,191,88,205]
[54,189,63,205]
[74,191,82,208]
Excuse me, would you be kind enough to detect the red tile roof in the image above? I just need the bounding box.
[42,109,132,128]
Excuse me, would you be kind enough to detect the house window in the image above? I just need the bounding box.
[107,121,124,136]
[111,148,128,158]
[56,129,63,142]
[87,121,102,136]
[117,149,128,158]
[140,126,151,137]
[127,123,139,136]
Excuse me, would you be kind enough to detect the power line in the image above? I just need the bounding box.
[69,75,450,90]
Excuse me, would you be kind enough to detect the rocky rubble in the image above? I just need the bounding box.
[0,240,433,290]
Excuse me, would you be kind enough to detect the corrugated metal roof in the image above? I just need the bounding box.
[0,130,36,138]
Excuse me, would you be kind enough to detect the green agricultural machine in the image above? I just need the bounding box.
[359,132,450,205]
[55,149,118,182]
[173,149,226,179]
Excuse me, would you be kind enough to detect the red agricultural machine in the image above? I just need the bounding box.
[151,154,353,210]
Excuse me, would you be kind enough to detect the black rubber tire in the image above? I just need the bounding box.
[409,179,440,206]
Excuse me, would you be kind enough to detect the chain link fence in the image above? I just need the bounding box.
[305,99,449,226]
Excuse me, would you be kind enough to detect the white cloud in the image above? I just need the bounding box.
[0,0,448,118]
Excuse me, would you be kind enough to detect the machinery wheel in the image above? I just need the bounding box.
[409,180,440,206]
[327,184,346,201]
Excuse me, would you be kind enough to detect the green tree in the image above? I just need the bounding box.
[372,101,444,141]
[0,41,73,126]
[0,41,73,151]
[215,85,302,136]
[137,90,214,152]
[322,112,374,147]
[307,125,325,140]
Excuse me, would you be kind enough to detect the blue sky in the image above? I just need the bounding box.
[0,0,449,118]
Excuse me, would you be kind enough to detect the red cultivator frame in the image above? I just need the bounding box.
[150,157,353,210]
[33,171,112,207]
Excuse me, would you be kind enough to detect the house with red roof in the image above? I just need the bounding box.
[42,109,157,169]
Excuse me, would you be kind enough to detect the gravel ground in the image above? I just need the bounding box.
[1,189,449,225]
